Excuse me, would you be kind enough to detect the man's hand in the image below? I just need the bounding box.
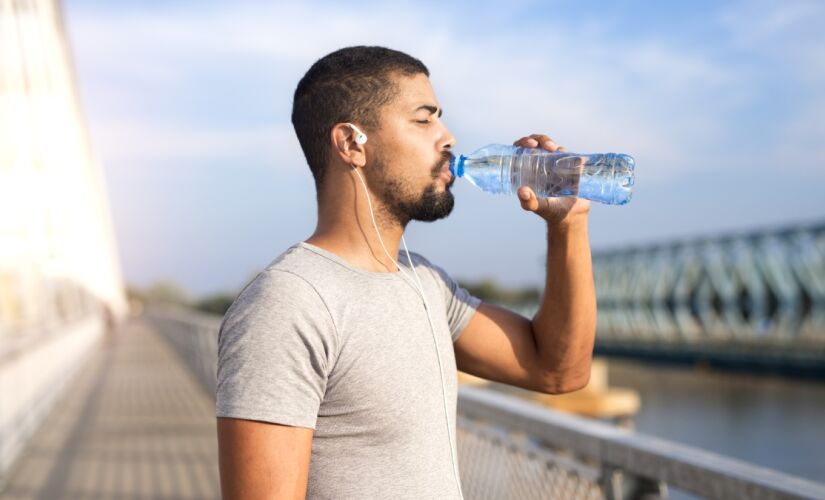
[513,134,591,225]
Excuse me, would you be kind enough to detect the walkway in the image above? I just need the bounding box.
[0,318,221,499]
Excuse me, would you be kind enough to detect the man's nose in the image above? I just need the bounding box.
[441,127,456,151]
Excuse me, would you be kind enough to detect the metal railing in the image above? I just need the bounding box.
[147,305,825,500]
[458,386,825,500]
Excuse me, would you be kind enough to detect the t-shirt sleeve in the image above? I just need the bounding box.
[215,269,338,429]
[417,256,482,342]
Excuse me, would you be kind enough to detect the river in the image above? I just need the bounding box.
[607,359,825,490]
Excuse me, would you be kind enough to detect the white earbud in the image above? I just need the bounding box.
[346,123,368,145]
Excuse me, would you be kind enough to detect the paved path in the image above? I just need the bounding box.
[0,318,221,499]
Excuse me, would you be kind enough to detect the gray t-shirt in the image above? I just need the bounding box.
[216,242,481,499]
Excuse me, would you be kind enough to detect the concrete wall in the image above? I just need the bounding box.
[0,315,103,484]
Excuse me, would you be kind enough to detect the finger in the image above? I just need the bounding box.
[513,136,539,147]
[527,134,563,152]
[518,186,541,212]
[528,134,553,144]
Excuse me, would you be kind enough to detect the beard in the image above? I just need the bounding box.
[372,150,456,226]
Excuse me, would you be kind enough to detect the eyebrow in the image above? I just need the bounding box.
[414,104,443,118]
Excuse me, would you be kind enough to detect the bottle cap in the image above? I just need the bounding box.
[449,155,466,177]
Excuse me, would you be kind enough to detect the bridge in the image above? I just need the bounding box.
[3,307,825,499]
[508,221,825,376]
[5,217,823,497]
[3,0,825,497]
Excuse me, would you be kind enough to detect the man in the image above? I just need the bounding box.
[216,46,596,499]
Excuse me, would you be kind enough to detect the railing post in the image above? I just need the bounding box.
[601,466,667,500]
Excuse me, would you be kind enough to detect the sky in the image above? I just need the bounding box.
[62,0,825,296]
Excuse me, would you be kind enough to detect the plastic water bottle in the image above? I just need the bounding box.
[449,144,635,205]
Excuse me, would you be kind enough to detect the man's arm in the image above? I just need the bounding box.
[454,134,597,395]
[217,417,314,500]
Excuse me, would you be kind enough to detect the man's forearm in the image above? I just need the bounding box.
[531,214,597,392]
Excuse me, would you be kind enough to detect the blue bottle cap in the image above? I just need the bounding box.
[449,155,466,177]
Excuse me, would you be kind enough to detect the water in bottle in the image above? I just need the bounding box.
[449,144,635,205]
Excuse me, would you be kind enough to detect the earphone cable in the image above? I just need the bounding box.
[351,166,465,500]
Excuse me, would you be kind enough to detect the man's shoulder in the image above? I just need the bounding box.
[403,250,451,281]
[264,242,320,273]
[401,249,438,271]
[265,242,362,278]
[223,244,330,317]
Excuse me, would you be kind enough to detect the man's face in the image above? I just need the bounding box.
[366,73,456,225]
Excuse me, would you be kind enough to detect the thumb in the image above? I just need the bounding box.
[518,187,541,212]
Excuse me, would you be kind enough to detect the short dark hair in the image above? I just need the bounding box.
[291,46,429,189]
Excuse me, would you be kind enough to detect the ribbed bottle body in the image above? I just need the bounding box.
[451,145,634,205]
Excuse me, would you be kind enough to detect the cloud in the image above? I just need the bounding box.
[62,0,825,293]
[714,0,825,173]
[66,1,747,185]
[87,118,300,168]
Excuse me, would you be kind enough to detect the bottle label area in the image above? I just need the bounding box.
[509,152,583,198]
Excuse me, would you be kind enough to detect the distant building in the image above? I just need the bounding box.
[0,0,126,337]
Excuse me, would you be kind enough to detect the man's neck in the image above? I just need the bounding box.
[307,204,407,274]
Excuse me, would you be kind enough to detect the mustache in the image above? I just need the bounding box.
[431,151,455,177]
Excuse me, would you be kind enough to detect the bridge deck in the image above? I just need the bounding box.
[0,319,221,499]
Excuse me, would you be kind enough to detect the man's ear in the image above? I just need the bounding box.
[331,123,366,168]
